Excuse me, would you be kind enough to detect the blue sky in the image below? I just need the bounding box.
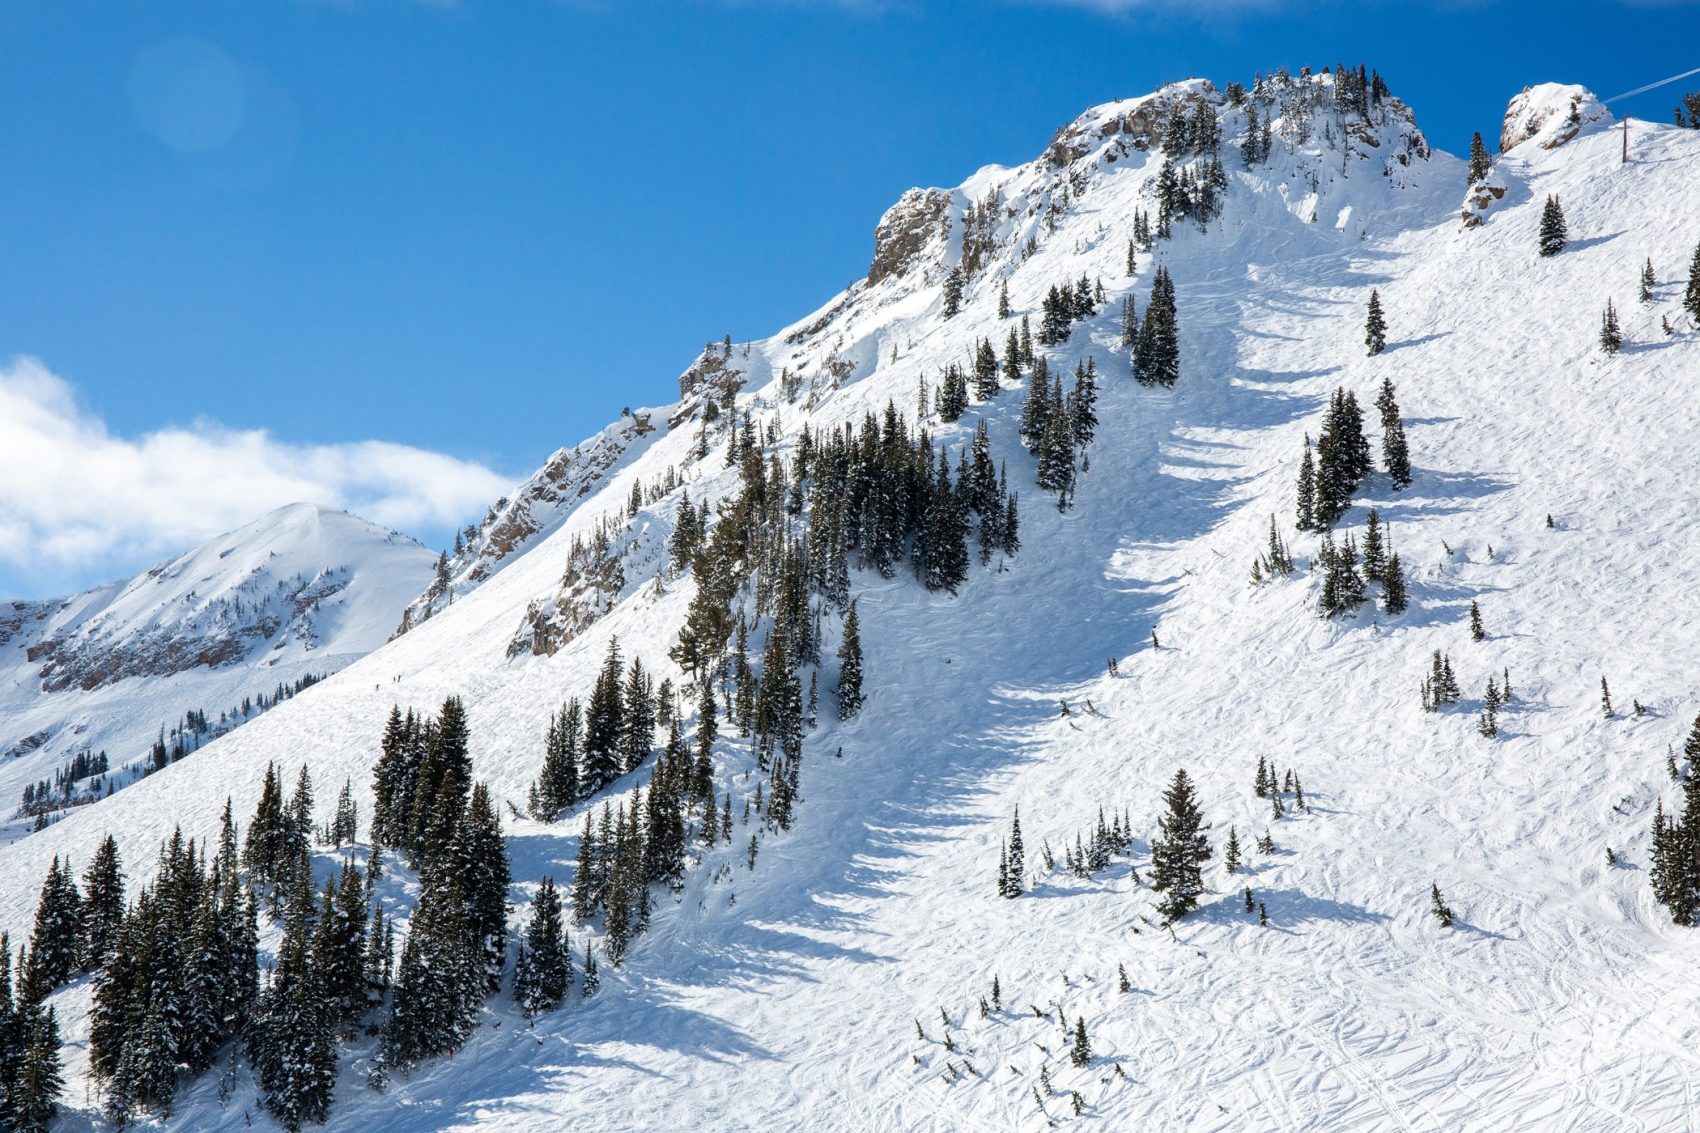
[2,0,1697,596]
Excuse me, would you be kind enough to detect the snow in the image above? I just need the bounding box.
[6,75,1700,1131]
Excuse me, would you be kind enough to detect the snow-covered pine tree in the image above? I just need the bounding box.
[515,877,571,1017]
[1685,240,1700,322]
[1469,601,1485,642]
[1467,131,1491,184]
[1296,435,1317,531]
[942,266,963,319]
[1150,769,1210,922]
[1640,258,1656,304]
[1599,300,1623,354]
[1383,551,1408,614]
[1538,195,1567,257]
[1375,378,1413,490]
[1361,509,1386,583]
[1006,809,1026,896]
[1364,289,1387,356]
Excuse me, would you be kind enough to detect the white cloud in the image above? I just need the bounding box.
[0,357,512,589]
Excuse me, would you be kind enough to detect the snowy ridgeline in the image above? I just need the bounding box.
[4,70,1700,1133]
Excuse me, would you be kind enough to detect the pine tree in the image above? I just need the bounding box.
[514,877,571,1017]
[1685,239,1700,323]
[1469,601,1485,642]
[1295,435,1317,531]
[81,835,124,971]
[1120,294,1138,350]
[1364,289,1387,356]
[1640,258,1656,304]
[1133,267,1180,387]
[533,700,582,820]
[974,337,1000,402]
[1601,677,1614,719]
[1361,509,1386,583]
[997,279,1010,319]
[1070,1017,1091,1067]
[1599,300,1623,354]
[1150,769,1210,922]
[1224,826,1240,874]
[1382,552,1408,614]
[23,856,82,998]
[11,1004,62,1133]
[1429,883,1454,928]
[1467,131,1492,184]
[1006,809,1025,896]
[1538,195,1567,257]
[1376,378,1413,490]
[837,601,864,719]
[942,266,964,319]
[584,638,627,793]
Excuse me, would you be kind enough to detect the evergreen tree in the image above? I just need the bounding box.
[942,266,964,319]
[1382,551,1408,614]
[532,699,582,821]
[10,1004,62,1133]
[1224,826,1241,874]
[1469,600,1485,641]
[1120,294,1138,349]
[1376,378,1413,490]
[1070,358,1098,448]
[1361,509,1386,583]
[1429,883,1454,928]
[1006,809,1025,896]
[1599,300,1623,354]
[1133,268,1180,387]
[23,857,82,997]
[1364,289,1387,356]
[1070,1017,1091,1067]
[1150,769,1210,922]
[584,638,627,793]
[1019,357,1051,452]
[837,601,865,719]
[1296,435,1317,531]
[514,877,571,1017]
[251,891,337,1132]
[1467,131,1492,184]
[1640,258,1656,304]
[997,279,1010,319]
[1686,240,1700,322]
[454,784,512,992]
[1601,676,1614,719]
[973,337,1000,401]
[81,835,124,971]
[1538,195,1567,257]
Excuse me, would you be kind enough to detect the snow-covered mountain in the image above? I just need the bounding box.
[7,70,1700,1132]
[0,503,435,837]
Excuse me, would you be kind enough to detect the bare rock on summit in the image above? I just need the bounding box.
[1501,83,1610,153]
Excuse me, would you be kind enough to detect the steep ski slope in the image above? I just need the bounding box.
[0,503,435,835]
[6,75,1700,1131]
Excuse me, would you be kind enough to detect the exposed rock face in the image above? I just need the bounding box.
[867,188,950,286]
[394,414,655,635]
[1461,182,1508,228]
[1501,83,1609,153]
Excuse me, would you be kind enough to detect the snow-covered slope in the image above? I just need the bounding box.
[8,72,1700,1131]
[0,503,435,835]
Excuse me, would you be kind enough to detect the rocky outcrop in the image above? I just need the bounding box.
[867,188,950,286]
[1501,84,1609,153]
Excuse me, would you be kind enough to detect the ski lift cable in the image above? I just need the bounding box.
[1602,64,1700,105]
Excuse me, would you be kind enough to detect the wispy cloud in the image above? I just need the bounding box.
[0,357,511,593]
